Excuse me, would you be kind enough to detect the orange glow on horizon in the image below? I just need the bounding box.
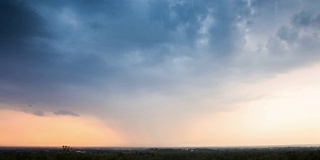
[0,109,128,147]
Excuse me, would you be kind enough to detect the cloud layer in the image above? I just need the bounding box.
[1,0,320,145]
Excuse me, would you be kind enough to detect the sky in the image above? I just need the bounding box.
[1,0,320,147]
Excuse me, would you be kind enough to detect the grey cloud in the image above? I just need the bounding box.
[258,7,320,75]
[276,26,299,43]
[0,0,121,106]
[33,0,246,56]
[292,11,312,27]
[2,0,320,140]
[53,110,79,117]
[33,110,44,116]
[292,11,320,28]
[0,0,48,45]
[0,0,251,107]
[0,0,57,104]
[252,0,302,13]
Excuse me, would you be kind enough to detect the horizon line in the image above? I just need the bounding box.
[1,144,320,149]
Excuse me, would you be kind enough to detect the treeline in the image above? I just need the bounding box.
[1,147,320,160]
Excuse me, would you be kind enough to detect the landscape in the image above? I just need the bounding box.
[1,0,320,159]
[2,146,320,160]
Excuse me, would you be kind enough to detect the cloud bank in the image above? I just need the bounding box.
[1,0,320,145]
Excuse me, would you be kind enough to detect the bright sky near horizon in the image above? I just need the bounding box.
[1,0,320,147]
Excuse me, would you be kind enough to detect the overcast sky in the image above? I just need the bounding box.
[1,0,320,147]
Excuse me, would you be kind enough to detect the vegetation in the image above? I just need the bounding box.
[1,146,320,160]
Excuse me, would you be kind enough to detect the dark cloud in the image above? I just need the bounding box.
[0,0,54,103]
[1,0,319,130]
[148,0,247,57]
[292,11,313,27]
[33,0,245,56]
[0,0,249,107]
[0,0,47,45]
[0,0,119,106]
[53,110,79,117]
[1,0,320,141]
[33,110,44,116]
[292,11,320,28]
[276,26,299,43]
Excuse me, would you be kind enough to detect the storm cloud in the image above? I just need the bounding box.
[53,110,79,117]
[1,0,320,142]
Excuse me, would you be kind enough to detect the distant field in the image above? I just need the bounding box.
[1,147,320,160]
